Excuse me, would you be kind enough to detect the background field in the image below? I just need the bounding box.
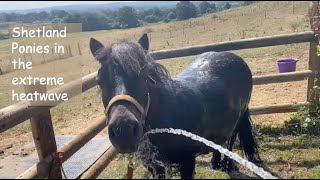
[1,1,319,179]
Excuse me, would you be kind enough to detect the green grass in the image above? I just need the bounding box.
[258,135,320,179]
[98,131,320,179]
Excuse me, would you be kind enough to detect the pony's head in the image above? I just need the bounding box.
[90,34,169,153]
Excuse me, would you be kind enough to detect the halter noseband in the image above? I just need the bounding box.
[104,93,150,124]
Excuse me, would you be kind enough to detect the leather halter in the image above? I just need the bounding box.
[104,93,150,124]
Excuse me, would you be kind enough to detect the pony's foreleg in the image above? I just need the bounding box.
[210,138,225,170]
[211,150,222,170]
[178,155,196,179]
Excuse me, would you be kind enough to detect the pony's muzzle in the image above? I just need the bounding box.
[108,115,143,153]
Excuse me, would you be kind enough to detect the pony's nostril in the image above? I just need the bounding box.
[109,124,121,138]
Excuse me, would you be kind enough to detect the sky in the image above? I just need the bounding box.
[0,1,128,11]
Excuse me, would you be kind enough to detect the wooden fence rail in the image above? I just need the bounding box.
[253,70,313,85]
[1,31,317,134]
[0,31,317,179]
[151,31,315,60]
[17,116,110,179]
[250,102,313,115]
[0,70,313,134]
[0,72,97,133]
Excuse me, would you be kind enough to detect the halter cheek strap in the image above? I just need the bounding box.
[104,93,150,123]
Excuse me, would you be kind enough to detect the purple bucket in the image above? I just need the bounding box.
[277,59,298,73]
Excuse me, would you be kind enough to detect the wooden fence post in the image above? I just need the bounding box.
[64,46,68,56]
[68,45,72,57]
[150,33,152,43]
[24,82,62,179]
[307,41,320,108]
[42,53,46,64]
[78,43,82,56]
[29,53,33,63]
[292,1,295,15]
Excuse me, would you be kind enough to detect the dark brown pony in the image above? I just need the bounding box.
[90,34,261,179]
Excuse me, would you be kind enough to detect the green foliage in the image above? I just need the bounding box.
[243,1,255,6]
[50,10,69,19]
[152,7,162,17]
[145,15,161,23]
[65,12,112,31]
[176,1,197,20]
[117,6,140,28]
[224,2,231,10]
[199,1,211,14]
[284,106,320,136]
[167,11,176,20]
[255,106,320,137]
[210,2,217,11]
[0,2,248,32]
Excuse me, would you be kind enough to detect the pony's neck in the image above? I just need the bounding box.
[146,77,182,128]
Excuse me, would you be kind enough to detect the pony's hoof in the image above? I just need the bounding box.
[248,156,263,164]
[211,161,222,170]
[221,159,233,172]
[211,157,222,170]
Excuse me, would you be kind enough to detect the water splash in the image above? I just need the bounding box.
[136,136,169,179]
[145,128,277,179]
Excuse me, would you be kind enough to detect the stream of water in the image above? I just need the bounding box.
[144,128,277,179]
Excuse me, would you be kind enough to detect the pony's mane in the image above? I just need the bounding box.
[96,39,170,82]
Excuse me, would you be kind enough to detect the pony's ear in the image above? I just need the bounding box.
[138,33,149,51]
[90,38,104,56]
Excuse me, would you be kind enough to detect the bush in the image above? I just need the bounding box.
[176,1,197,20]
[167,11,176,20]
[283,106,320,136]
[144,15,161,23]
[254,105,320,137]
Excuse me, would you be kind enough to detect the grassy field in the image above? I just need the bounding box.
[99,135,320,179]
[0,1,319,179]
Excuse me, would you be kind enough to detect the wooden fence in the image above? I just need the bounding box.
[0,31,319,179]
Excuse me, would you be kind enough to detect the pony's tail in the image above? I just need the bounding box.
[238,108,262,163]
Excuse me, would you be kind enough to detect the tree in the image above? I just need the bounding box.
[210,3,217,12]
[145,15,160,23]
[152,7,162,17]
[243,1,254,6]
[50,10,69,20]
[176,1,197,20]
[224,2,231,9]
[199,1,211,14]
[38,11,49,21]
[117,6,140,28]
[167,11,176,20]
[65,12,111,31]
